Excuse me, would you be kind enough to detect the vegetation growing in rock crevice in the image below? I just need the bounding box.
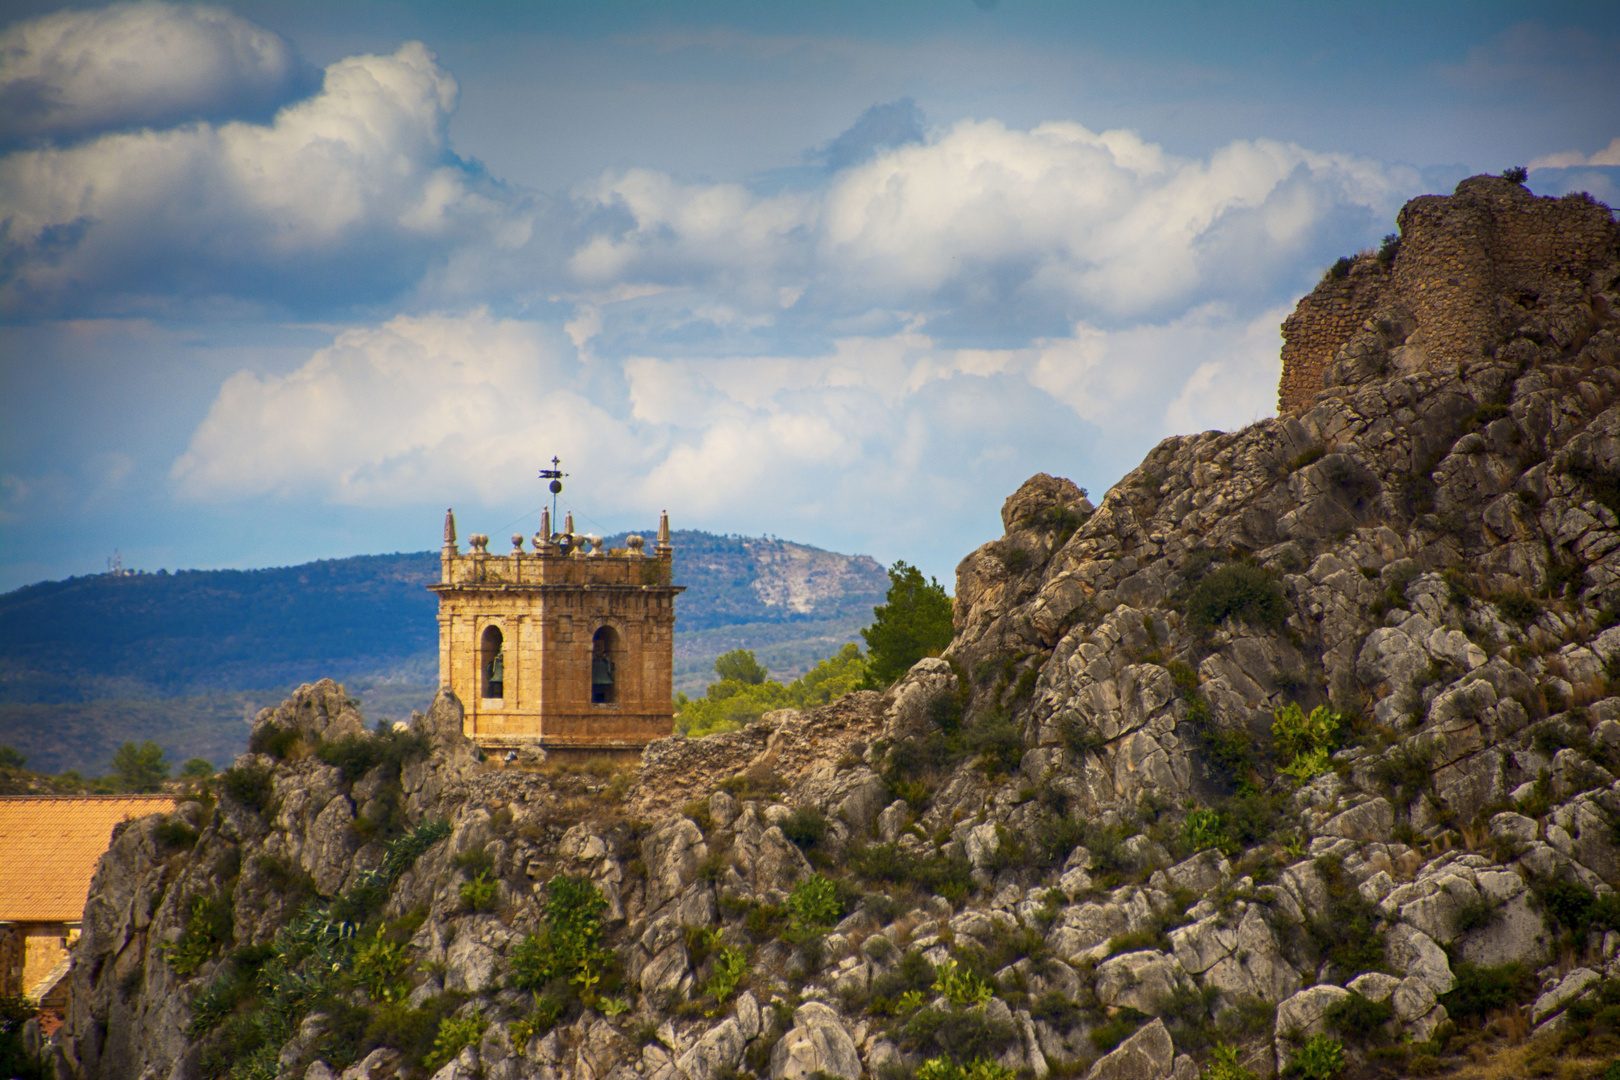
[185,817,451,1080]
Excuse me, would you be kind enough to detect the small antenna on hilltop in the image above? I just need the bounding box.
[539,456,568,531]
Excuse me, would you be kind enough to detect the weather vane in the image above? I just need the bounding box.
[539,456,568,530]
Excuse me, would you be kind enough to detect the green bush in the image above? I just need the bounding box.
[786,874,843,935]
[248,723,301,760]
[1089,1008,1148,1053]
[352,927,411,1003]
[509,875,616,1018]
[964,712,1023,778]
[899,1003,1017,1060]
[869,949,936,1015]
[780,807,828,853]
[1183,809,1229,854]
[163,894,235,976]
[1494,592,1544,627]
[218,762,276,814]
[932,958,993,1007]
[1323,992,1394,1046]
[155,816,201,850]
[1528,876,1620,949]
[678,644,867,737]
[915,1057,1015,1080]
[1439,961,1536,1020]
[1204,1043,1258,1080]
[849,842,973,903]
[1303,858,1387,979]
[423,1014,486,1073]
[1288,1033,1344,1079]
[459,872,497,912]
[1185,563,1287,633]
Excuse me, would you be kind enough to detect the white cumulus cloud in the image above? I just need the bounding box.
[172,310,628,506]
[0,2,312,142]
[1530,137,1620,170]
[0,40,517,316]
[574,119,1418,331]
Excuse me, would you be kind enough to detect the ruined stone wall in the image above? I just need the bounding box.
[1276,258,1389,415]
[1278,175,1619,415]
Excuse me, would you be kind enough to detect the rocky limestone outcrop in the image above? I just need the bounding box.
[45,178,1620,1080]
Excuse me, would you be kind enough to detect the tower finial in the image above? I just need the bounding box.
[443,508,457,551]
[655,510,672,556]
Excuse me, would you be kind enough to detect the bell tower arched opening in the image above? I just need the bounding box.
[591,626,619,704]
[481,625,505,699]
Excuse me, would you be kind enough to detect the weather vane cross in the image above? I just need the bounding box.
[539,456,568,530]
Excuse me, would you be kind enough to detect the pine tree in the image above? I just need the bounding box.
[861,560,953,688]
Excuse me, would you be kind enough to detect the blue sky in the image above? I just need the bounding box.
[2,0,1618,594]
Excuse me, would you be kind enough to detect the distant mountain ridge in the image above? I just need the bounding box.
[0,530,889,773]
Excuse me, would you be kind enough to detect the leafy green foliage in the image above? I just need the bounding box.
[352,927,411,1003]
[1184,563,1287,634]
[509,874,618,1029]
[248,723,301,759]
[849,842,974,903]
[702,947,749,1014]
[423,1014,486,1073]
[713,649,768,685]
[1089,1008,1148,1052]
[0,745,25,769]
[1438,961,1537,1020]
[1528,876,1620,949]
[181,757,216,778]
[1271,703,1339,763]
[915,1057,1015,1080]
[932,958,993,1006]
[185,822,449,1080]
[1304,858,1387,979]
[786,874,843,935]
[677,643,867,737]
[1183,809,1228,853]
[964,710,1023,778]
[780,806,828,853]
[458,872,497,912]
[861,561,954,688]
[218,761,276,814]
[1323,993,1394,1046]
[155,816,201,850]
[164,894,236,976]
[1501,166,1528,184]
[109,739,170,791]
[1288,1034,1344,1079]
[1203,1043,1258,1080]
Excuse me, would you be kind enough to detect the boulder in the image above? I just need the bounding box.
[675,1018,746,1080]
[769,1002,861,1080]
[1084,1018,1175,1080]
[1095,951,1191,1014]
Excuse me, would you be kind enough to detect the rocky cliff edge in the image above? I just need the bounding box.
[42,177,1620,1080]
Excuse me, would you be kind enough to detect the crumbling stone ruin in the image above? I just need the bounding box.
[1277,174,1617,415]
[37,176,1620,1080]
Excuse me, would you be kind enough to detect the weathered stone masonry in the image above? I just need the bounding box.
[1278,175,1619,415]
[429,509,685,757]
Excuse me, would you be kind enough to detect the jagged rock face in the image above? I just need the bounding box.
[53,184,1620,1080]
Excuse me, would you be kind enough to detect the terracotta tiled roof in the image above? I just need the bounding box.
[0,796,177,922]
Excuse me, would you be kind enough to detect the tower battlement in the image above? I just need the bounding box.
[428,508,685,759]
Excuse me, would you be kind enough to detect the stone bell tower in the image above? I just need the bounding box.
[428,508,685,758]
